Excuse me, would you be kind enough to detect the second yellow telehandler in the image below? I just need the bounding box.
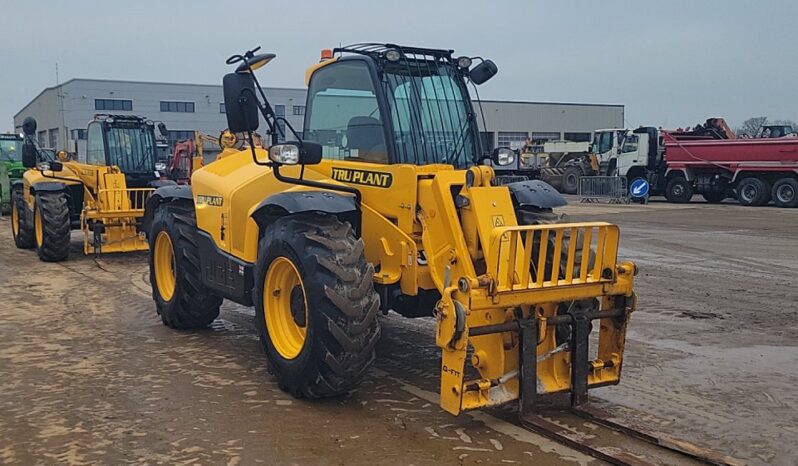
[144,44,636,416]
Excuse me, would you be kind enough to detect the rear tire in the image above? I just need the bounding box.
[11,187,34,249]
[665,177,693,203]
[255,214,380,398]
[736,177,770,206]
[561,167,581,194]
[149,201,222,329]
[701,191,726,204]
[771,178,798,208]
[33,191,71,262]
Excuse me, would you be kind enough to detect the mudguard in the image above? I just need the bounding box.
[251,191,360,233]
[506,179,568,209]
[142,184,193,234]
[30,181,68,193]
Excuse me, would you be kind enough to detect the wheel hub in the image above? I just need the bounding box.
[777,185,794,203]
[290,285,307,327]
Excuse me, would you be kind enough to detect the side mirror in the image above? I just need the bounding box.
[490,147,516,166]
[22,116,37,136]
[223,72,260,133]
[470,59,498,85]
[22,140,37,168]
[157,122,168,139]
[269,141,323,166]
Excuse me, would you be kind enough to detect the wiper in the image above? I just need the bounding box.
[442,114,472,165]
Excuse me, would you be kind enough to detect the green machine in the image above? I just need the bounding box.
[0,134,23,214]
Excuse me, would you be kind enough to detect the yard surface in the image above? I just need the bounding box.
[1,199,796,465]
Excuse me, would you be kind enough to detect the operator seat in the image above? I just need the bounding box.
[346,116,388,163]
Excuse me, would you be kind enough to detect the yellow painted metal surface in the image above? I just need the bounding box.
[189,143,637,415]
[21,161,152,255]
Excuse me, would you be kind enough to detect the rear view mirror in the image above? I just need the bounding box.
[22,140,37,168]
[223,72,259,133]
[470,60,498,85]
[22,116,37,136]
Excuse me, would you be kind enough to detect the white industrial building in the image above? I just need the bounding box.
[13,78,623,160]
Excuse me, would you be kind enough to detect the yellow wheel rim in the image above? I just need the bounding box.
[34,204,43,247]
[11,202,20,237]
[153,231,176,301]
[264,256,308,360]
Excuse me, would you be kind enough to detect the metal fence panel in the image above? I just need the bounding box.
[578,176,629,204]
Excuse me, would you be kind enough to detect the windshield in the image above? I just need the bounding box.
[383,60,476,167]
[106,126,155,173]
[0,137,22,162]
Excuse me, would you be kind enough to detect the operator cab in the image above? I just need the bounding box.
[86,114,165,187]
[302,44,498,168]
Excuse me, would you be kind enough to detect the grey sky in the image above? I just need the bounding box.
[2,0,796,131]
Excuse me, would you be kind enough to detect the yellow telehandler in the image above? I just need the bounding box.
[143,45,636,416]
[12,115,171,261]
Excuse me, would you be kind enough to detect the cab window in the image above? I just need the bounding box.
[86,122,105,165]
[621,134,638,153]
[304,61,388,164]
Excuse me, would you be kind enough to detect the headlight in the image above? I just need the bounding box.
[494,148,515,166]
[37,162,50,171]
[269,144,300,165]
[155,162,167,172]
[384,49,401,62]
[457,56,472,69]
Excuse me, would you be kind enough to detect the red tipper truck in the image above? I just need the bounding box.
[660,132,798,207]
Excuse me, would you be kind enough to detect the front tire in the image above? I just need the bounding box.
[561,167,581,194]
[665,176,694,203]
[33,191,71,262]
[148,201,222,329]
[11,187,34,249]
[255,214,380,398]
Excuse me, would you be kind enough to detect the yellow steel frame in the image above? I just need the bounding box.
[22,162,152,255]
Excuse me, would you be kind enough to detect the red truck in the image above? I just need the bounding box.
[660,131,798,207]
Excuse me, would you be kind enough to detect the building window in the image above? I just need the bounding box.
[38,130,46,147]
[71,129,87,140]
[95,98,133,111]
[48,128,59,148]
[497,131,528,150]
[564,132,591,142]
[167,130,195,147]
[160,101,195,113]
[219,102,226,113]
[275,104,285,116]
[292,105,305,116]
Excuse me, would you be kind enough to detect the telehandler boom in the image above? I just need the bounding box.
[144,44,636,416]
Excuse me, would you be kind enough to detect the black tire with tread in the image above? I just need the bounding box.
[254,214,380,399]
[561,166,581,194]
[149,201,222,328]
[34,191,71,262]
[736,177,770,206]
[11,187,34,249]
[665,177,694,203]
[771,178,798,208]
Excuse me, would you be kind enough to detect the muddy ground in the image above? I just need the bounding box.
[0,199,796,465]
